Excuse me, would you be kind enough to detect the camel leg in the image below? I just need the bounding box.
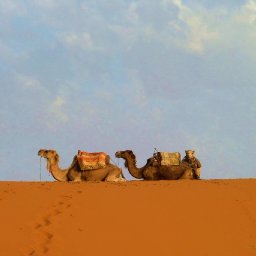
[67,170,82,182]
[179,169,194,179]
[117,174,126,182]
[105,169,126,182]
[71,178,82,182]
[194,168,201,179]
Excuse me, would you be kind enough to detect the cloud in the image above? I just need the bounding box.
[109,25,138,49]
[159,0,256,57]
[169,0,218,54]
[126,2,139,23]
[57,32,100,51]
[207,0,256,57]
[45,96,68,129]
[0,0,26,16]
[17,74,42,90]
[236,0,256,24]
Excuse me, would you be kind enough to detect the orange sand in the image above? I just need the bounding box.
[0,179,256,256]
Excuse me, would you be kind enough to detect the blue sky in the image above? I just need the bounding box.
[0,0,256,180]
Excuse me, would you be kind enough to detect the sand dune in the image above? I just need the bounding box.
[0,179,256,256]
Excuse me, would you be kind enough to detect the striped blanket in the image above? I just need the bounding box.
[77,150,108,170]
[157,152,181,166]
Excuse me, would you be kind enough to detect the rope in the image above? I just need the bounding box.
[40,157,42,181]
[110,156,119,168]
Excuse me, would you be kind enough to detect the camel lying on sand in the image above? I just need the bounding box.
[115,150,194,180]
[38,149,125,182]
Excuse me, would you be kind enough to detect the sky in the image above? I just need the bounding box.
[0,0,256,181]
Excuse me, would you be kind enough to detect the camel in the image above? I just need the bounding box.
[115,150,195,180]
[38,149,125,182]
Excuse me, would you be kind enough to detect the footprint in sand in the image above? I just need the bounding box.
[45,232,53,240]
[43,246,49,254]
[54,209,62,215]
[35,224,42,230]
[28,194,74,255]
[43,217,51,226]
[29,250,36,255]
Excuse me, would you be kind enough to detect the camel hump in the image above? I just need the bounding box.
[156,152,181,166]
[77,150,109,170]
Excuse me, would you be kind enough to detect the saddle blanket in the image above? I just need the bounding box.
[157,152,181,166]
[77,150,108,170]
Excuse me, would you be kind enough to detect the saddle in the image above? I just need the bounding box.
[77,150,109,170]
[152,152,181,166]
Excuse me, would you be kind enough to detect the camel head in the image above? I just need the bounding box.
[115,150,135,159]
[115,150,136,168]
[38,149,60,171]
[185,150,195,159]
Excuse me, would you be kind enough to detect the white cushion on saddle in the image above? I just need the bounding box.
[158,152,181,166]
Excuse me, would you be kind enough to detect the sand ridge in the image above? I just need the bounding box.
[0,179,256,256]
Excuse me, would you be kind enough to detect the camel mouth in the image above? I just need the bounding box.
[38,149,47,158]
[115,151,122,158]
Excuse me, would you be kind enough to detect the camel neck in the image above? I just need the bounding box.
[47,159,68,182]
[124,156,143,179]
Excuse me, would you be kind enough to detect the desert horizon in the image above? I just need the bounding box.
[1,178,256,256]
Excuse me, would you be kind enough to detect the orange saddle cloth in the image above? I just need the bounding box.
[77,150,108,170]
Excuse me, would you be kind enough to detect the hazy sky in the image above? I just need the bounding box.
[1,0,256,180]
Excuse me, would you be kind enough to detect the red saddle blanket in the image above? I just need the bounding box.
[77,150,108,170]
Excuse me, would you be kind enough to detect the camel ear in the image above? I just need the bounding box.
[129,151,135,159]
[127,150,133,157]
